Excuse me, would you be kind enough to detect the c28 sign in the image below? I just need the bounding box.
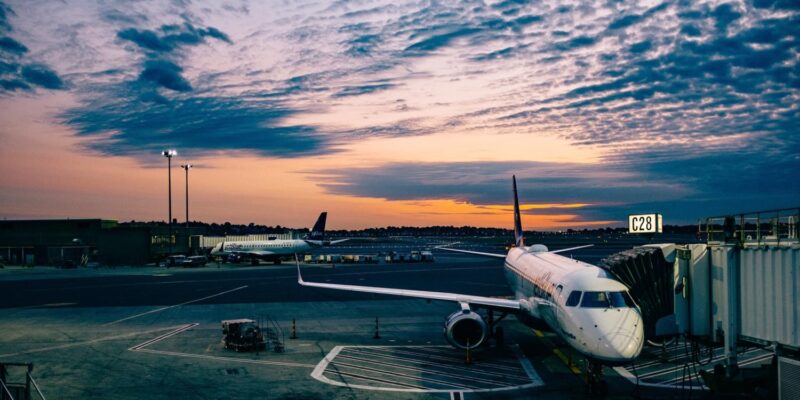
[628,214,663,234]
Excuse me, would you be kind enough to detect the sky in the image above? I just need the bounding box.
[0,0,798,230]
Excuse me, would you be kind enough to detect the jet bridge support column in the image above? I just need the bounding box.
[711,244,739,377]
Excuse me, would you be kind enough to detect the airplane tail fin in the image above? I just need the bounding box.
[305,212,327,240]
[513,175,524,247]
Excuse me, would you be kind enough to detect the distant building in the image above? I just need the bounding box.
[0,219,206,266]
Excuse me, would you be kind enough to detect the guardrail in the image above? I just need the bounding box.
[0,362,46,400]
[703,207,799,247]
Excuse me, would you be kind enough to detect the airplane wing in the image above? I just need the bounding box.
[296,262,520,311]
[233,250,276,256]
[329,239,349,245]
[437,247,507,259]
[549,244,594,254]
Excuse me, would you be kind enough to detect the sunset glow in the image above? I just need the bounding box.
[1,0,797,229]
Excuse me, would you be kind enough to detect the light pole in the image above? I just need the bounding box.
[181,164,192,229]
[162,149,177,256]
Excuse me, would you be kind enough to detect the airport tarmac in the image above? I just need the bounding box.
[0,246,759,399]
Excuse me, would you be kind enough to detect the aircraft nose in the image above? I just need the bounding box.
[593,309,644,362]
[606,328,643,360]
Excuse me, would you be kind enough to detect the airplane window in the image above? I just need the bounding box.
[622,291,637,307]
[580,291,610,308]
[608,292,628,308]
[565,291,582,307]
[606,291,637,308]
[556,285,563,293]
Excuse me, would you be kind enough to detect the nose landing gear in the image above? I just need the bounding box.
[586,360,609,396]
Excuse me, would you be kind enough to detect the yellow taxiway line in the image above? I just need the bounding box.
[532,329,583,376]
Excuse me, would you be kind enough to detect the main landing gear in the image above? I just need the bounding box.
[586,359,609,396]
[486,309,508,347]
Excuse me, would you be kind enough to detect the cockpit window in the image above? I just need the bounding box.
[580,291,609,308]
[565,291,582,307]
[581,291,636,308]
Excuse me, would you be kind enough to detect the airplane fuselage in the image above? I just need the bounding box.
[212,239,315,257]
[503,246,644,365]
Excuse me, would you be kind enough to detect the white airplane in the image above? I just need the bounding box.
[211,212,348,264]
[296,177,644,393]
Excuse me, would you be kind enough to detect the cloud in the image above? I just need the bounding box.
[117,23,231,54]
[629,40,652,54]
[2,0,798,218]
[61,19,333,159]
[63,84,329,158]
[0,2,11,31]
[0,78,28,90]
[0,60,17,73]
[608,14,643,30]
[334,83,394,97]
[711,3,741,31]
[344,34,381,57]
[680,24,702,37]
[488,3,799,153]
[117,28,171,52]
[0,36,26,54]
[106,22,234,96]
[139,59,191,91]
[314,161,686,205]
[554,35,596,50]
[753,0,800,9]
[313,152,799,224]
[404,27,482,55]
[20,64,63,89]
[0,2,64,92]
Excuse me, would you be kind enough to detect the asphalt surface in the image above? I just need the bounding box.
[1,257,506,309]
[0,245,618,309]
[0,243,705,400]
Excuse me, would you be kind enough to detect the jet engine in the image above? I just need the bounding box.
[444,309,487,349]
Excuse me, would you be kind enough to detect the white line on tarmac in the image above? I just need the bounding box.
[511,345,544,386]
[0,325,189,358]
[334,354,526,386]
[657,353,774,386]
[636,347,764,380]
[133,348,316,368]
[613,365,707,391]
[345,348,530,379]
[125,322,315,369]
[366,346,522,370]
[329,361,478,390]
[103,285,248,325]
[128,323,198,351]
[612,348,769,390]
[311,345,544,393]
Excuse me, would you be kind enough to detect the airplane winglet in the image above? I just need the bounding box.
[549,244,594,254]
[295,254,305,284]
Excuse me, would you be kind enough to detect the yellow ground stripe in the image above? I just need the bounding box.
[553,349,583,376]
[531,329,582,376]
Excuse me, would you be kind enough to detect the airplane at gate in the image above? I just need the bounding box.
[211,212,347,264]
[296,177,644,392]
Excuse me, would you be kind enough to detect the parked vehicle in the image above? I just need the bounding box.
[221,319,266,352]
[166,255,187,267]
[181,255,208,267]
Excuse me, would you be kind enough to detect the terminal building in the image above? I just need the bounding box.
[0,219,206,266]
[0,219,300,266]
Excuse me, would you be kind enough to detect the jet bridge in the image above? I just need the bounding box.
[601,207,799,394]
